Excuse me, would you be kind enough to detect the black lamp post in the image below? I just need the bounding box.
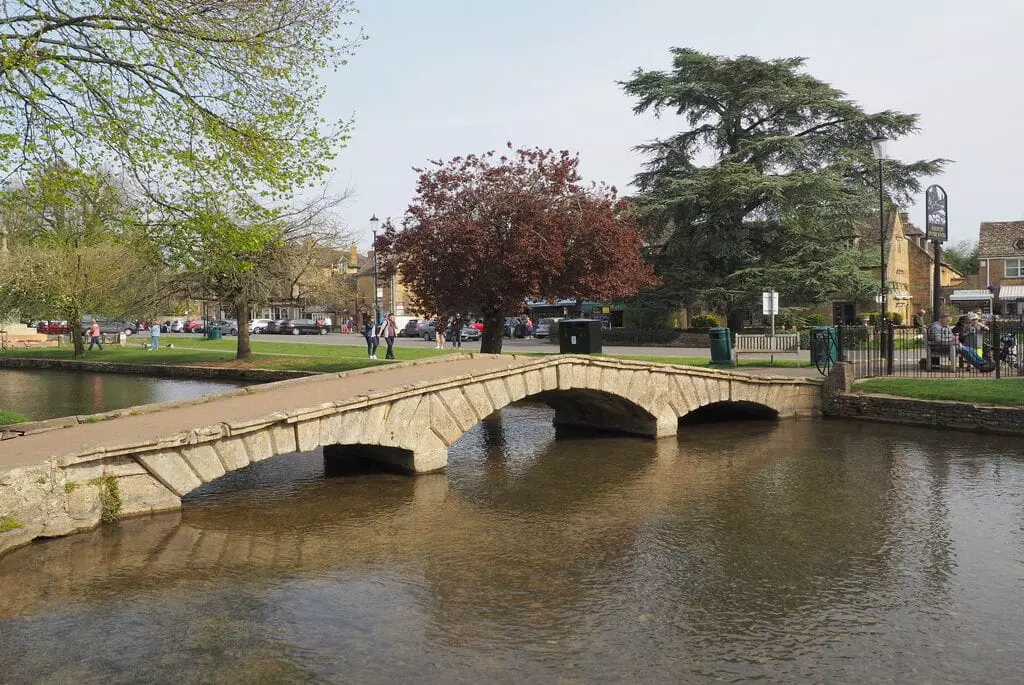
[870,135,888,323]
[370,214,380,325]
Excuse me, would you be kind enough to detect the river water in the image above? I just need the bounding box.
[2,403,1023,683]
[0,369,247,420]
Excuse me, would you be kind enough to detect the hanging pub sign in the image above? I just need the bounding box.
[925,184,948,242]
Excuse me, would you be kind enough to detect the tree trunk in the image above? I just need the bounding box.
[480,306,504,354]
[235,300,252,361]
[69,312,84,358]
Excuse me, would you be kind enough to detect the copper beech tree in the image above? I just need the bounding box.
[378,146,657,354]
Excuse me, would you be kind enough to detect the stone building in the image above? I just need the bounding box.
[977,221,1024,316]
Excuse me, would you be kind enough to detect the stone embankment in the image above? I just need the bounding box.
[0,356,312,382]
[822,362,1024,436]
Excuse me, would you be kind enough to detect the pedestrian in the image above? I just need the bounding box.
[449,313,463,348]
[87,320,103,351]
[381,313,399,359]
[435,315,446,349]
[912,308,927,330]
[150,320,160,350]
[362,318,379,359]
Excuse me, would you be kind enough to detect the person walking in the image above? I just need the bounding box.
[150,320,161,350]
[362,318,379,359]
[87,320,103,351]
[435,315,446,349]
[449,313,463,349]
[381,313,399,359]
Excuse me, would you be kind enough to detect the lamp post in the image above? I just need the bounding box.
[370,214,380,325]
[871,135,894,375]
[870,135,888,323]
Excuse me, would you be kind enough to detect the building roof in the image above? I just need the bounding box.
[978,221,1024,257]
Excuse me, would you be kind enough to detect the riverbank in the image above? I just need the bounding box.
[854,377,1024,407]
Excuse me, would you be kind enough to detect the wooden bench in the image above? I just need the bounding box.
[733,333,802,361]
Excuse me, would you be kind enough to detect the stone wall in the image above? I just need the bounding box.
[825,393,1024,436]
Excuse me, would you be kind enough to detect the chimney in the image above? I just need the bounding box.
[898,212,910,226]
[348,243,358,267]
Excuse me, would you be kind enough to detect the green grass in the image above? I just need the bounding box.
[855,377,1024,407]
[0,409,27,425]
[0,337,812,373]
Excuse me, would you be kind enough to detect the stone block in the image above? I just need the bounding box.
[461,383,494,421]
[242,430,274,462]
[117,473,181,516]
[429,394,464,446]
[505,374,527,402]
[484,378,511,410]
[215,437,250,471]
[269,423,298,455]
[357,404,390,444]
[296,419,321,453]
[101,457,149,478]
[379,396,425,448]
[137,450,204,497]
[522,370,543,397]
[180,444,226,482]
[66,482,101,522]
[540,366,558,391]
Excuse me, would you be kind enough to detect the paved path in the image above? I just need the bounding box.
[0,356,522,472]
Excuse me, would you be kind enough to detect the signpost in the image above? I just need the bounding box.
[925,185,948,321]
[762,290,780,364]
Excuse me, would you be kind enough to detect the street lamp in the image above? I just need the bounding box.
[870,135,888,323]
[370,214,381,325]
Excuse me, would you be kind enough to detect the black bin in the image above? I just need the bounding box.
[559,319,602,354]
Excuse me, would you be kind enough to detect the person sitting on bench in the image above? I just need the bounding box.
[928,313,993,372]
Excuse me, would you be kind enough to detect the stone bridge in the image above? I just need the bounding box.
[0,354,821,554]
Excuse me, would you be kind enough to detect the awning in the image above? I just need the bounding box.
[950,289,994,302]
[999,285,1024,300]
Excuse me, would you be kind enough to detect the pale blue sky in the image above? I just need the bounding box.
[324,0,1024,248]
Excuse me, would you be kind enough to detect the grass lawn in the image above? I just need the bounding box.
[855,377,1024,407]
[0,337,812,373]
[0,409,27,425]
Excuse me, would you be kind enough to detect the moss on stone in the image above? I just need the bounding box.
[89,477,122,522]
[0,517,22,533]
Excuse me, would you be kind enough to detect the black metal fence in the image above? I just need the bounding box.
[814,319,1024,378]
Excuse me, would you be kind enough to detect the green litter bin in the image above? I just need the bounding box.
[810,327,838,366]
[709,326,733,366]
[207,326,222,341]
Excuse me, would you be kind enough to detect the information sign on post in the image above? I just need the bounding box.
[762,290,779,341]
[925,184,949,322]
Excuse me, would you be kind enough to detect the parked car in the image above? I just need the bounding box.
[469,320,485,331]
[399,318,421,337]
[534,317,560,339]
[184,320,205,333]
[417,319,437,340]
[265,319,288,334]
[460,326,481,341]
[40,321,69,335]
[207,319,239,335]
[249,318,273,334]
[279,319,329,335]
[504,317,528,338]
[168,319,186,333]
[82,318,135,336]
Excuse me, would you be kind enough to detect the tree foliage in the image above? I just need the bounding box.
[0,164,168,355]
[0,0,361,199]
[621,48,947,315]
[942,239,979,275]
[378,146,657,353]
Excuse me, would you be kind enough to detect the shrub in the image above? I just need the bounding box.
[689,314,719,329]
[622,308,675,329]
[889,312,904,325]
[805,314,829,327]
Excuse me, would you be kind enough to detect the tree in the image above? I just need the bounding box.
[621,48,947,320]
[0,1,360,200]
[0,164,168,356]
[378,146,657,354]
[164,190,352,361]
[942,239,979,275]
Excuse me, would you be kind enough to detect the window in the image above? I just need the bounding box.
[1006,259,1024,278]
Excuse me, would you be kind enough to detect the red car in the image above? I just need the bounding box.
[183,320,205,333]
[41,322,69,334]
[470,320,485,331]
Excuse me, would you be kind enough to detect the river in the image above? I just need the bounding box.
[0,368,248,420]
[1,403,1023,683]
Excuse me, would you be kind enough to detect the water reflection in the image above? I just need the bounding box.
[1,407,1024,683]
[0,368,247,420]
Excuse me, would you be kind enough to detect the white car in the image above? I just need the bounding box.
[249,318,273,334]
[169,319,186,333]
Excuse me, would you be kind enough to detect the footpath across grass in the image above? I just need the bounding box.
[855,377,1024,407]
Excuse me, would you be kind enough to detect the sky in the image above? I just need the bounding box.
[324,0,1024,250]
